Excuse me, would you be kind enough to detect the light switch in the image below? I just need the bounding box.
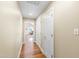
[74,28,79,36]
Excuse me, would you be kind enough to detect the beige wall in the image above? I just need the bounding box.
[0,2,23,57]
[54,1,79,57]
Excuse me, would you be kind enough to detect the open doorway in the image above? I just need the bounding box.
[23,19,35,44]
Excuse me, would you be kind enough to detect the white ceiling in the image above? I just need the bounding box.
[19,1,50,19]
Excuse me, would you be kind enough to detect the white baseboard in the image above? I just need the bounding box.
[17,42,23,58]
[34,41,46,57]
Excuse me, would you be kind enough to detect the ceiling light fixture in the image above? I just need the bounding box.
[29,13,33,16]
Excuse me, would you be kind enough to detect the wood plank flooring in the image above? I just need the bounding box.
[20,42,46,58]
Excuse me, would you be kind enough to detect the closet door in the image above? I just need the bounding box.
[41,6,54,58]
[44,7,54,58]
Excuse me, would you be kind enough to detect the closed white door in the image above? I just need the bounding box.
[44,7,54,58]
[41,7,54,58]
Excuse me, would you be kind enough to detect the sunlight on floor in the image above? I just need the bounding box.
[29,37,33,41]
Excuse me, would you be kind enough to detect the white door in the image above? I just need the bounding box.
[45,8,54,58]
[41,7,54,58]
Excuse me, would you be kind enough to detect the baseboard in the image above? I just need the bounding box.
[34,41,47,57]
[17,42,23,58]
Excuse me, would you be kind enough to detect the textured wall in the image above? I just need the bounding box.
[0,1,23,57]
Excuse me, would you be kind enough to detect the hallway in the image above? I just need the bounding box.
[0,1,54,58]
[1,1,79,58]
[19,1,54,58]
[20,20,46,58]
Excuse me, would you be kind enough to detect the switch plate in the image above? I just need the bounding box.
[74,28,79,36]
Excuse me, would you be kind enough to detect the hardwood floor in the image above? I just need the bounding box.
[20,42,46,58]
